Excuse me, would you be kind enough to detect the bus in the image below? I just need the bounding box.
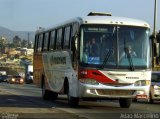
[33,12,152,108]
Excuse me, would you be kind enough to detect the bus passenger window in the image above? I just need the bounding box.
[38,34,43,52]
[34,35,38,52]
[64,26,71,49]
[43,33,49,51]
[56,28,63,50]
[49,31,56,51]
[72,23,79,36]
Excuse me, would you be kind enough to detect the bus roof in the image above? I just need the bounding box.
[36,15,150,34]
[81,16,150,28]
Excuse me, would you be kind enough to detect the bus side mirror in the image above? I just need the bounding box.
[71,35,79,60]
[71,36,78,50]
[150,34,155,40]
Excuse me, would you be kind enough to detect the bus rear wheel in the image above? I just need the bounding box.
[119,98,132,108]
[42,82,50,100]
[51,92,58,100]
[42,80,58,100]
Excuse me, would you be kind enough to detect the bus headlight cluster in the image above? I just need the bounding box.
[134,80,150,86]
[136,90,145,95]
[79,78,99,85]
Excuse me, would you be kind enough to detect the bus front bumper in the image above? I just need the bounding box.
[78,82,150,99]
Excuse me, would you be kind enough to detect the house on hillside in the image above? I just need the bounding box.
[20,48,33,56]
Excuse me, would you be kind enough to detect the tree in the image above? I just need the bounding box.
[0,36,8,46]
[28,41,33,48]
[12,35,22,47]
[21,39,28,48]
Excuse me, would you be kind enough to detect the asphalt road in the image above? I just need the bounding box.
[0,83,160,119]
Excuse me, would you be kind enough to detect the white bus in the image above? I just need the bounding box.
[33,12,151,108]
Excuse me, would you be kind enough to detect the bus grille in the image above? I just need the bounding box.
[96,89,134,96]
[102,83,132,87]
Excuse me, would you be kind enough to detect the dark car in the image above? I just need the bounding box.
[149,71,160,103]
[0,75,9,83]
[9,75,24,84]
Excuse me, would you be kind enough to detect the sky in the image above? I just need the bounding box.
[0,0,159,32]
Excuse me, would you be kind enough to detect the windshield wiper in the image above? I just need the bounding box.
[126,51,135,71]
[98,27,116,69]
[123,35,135,71]
[99,49,113,69]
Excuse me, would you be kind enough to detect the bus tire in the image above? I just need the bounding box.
[42,80,50,100]
[51,92,58,100]
[68,95,79,107]
[119,98,132,108]
[66,82,79,107]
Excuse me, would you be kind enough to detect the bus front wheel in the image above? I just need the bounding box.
[67,83,79,107]
[68,94,79,107]
[119,98,132,108]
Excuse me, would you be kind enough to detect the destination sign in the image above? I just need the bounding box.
[50,56,66,65]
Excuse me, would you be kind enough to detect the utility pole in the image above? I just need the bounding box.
[153,0,157,39]
[152,0,158,69]
[28,32,29,48]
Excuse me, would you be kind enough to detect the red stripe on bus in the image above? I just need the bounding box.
[79,68,116,83]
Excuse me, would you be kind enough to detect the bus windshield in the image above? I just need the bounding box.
[80,25,151,70]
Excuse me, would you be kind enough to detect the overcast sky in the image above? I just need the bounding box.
[0,0,159,32]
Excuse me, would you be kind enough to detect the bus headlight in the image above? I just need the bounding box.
[79,78,99,85]
[134,80,150,86]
